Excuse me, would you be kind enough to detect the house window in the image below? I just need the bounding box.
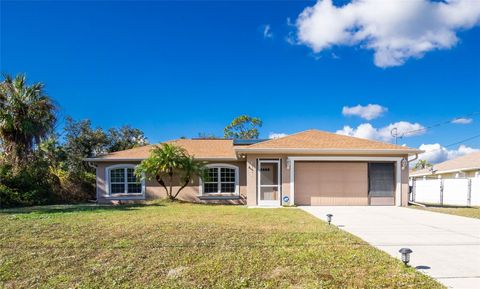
[202,165,239,194]
[107,165,144,195]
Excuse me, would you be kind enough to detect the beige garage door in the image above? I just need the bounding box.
[294,162,369,206]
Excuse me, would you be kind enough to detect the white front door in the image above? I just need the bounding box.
[257,160,281,206]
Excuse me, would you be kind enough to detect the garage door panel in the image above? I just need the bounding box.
[295,162,368,206]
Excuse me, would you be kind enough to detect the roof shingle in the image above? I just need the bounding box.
[241,129,419,151]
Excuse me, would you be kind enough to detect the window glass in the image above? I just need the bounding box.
[110,168,125,183]
[127,168,138,183]
[109,167,143,195]
[203,166,237,194]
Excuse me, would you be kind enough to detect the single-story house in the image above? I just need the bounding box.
[410,151,480,180]
[85,129,421,207]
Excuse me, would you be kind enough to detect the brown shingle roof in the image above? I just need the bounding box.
[89,139,237,161]
[411,151,480,176]
[238,129,420,152]
[87,129,422,162]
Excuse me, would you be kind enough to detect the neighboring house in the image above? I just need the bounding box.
[410,152,480,179]
[409,152,480,206]
[85,129,421,207]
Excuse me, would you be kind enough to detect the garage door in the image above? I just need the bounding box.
[294,162,368,206]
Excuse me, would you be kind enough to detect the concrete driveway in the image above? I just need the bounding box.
[301,206,480,289]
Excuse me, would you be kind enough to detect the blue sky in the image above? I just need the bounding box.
[1,0,479,162]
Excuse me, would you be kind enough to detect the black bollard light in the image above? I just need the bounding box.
[399,248,413,266]
[326,214,333,225]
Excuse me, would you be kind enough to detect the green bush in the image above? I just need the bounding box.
[0,162,53,208]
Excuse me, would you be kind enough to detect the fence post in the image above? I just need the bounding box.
[412,178,416,202]
[468,179,472,207]
[439,177,444,206]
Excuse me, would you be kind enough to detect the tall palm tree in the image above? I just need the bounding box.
[0,74,56,167]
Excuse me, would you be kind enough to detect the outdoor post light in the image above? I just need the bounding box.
[399,248,413,266]
[326,214,333,225]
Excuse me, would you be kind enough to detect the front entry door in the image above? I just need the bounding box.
[258,160,281,206]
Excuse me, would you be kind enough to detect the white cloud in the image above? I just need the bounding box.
[342,104,387,120]
[451,117,473,124]
[416,143,479,164]
[295,0,480,67]
[336,121,425,142]
[262,24,273,38]
[269,132,288,139]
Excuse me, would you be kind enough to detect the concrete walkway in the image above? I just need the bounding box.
[300,206,480,289]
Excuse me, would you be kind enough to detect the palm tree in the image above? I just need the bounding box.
[174,155,207,199]
[136,143,207,200]
[0,74,56,167]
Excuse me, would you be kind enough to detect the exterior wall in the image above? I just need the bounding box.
[411,169,480,180]
[245,155,291,206]
[96,161,247,204]
[94,153,410,207]
[246,153,409,206]
[401,160,409,207]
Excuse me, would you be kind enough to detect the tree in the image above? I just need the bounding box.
[224,115,262,139]
[0,74,56,167]
[63,117,107,174]
[135,143,207,200]
[413,159,432,171]
[106,126,148,152]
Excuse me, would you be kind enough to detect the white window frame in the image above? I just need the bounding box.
[105,164,145,198]
[199,164,239,195]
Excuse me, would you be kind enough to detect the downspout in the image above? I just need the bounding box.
[408,153,419,163]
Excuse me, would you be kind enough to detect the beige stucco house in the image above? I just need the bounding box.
[410,151,480,179]
[86,129,421,207]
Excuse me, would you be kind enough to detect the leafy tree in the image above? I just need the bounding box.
[106,126,148,152]
[413,159,433,170]
[63,117,107,174]
[0,74,56,168]
[224,115,262,139]
[135,143,207,200]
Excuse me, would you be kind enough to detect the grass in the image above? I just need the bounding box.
[410,204,480,219]
[0,201,442,288]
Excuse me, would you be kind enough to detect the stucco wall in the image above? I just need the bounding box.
[246,154,410,207]
[96,161,247,204]
[94,154,410,207]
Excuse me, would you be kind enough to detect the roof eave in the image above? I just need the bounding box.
[234,148,422,155]
[84,156,240,162]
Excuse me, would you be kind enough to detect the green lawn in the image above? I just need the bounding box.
[0,201,442,288]
[410,205,480,219]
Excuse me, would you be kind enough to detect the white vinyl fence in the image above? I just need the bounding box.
[411,177,480,206]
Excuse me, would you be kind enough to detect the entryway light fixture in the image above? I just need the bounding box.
[399,248,412,266]
[326,214,333,225]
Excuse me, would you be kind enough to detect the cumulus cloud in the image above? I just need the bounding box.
[262,24,273,38]
[336,121,425,142]
[342,104,387,120]
[451,117,473,124]
[269,132,288,139]
[295,0,480,67]
[416,143,479,164]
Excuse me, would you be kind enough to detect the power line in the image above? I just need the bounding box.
[403,111,480,137]
[419,133,480,155]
